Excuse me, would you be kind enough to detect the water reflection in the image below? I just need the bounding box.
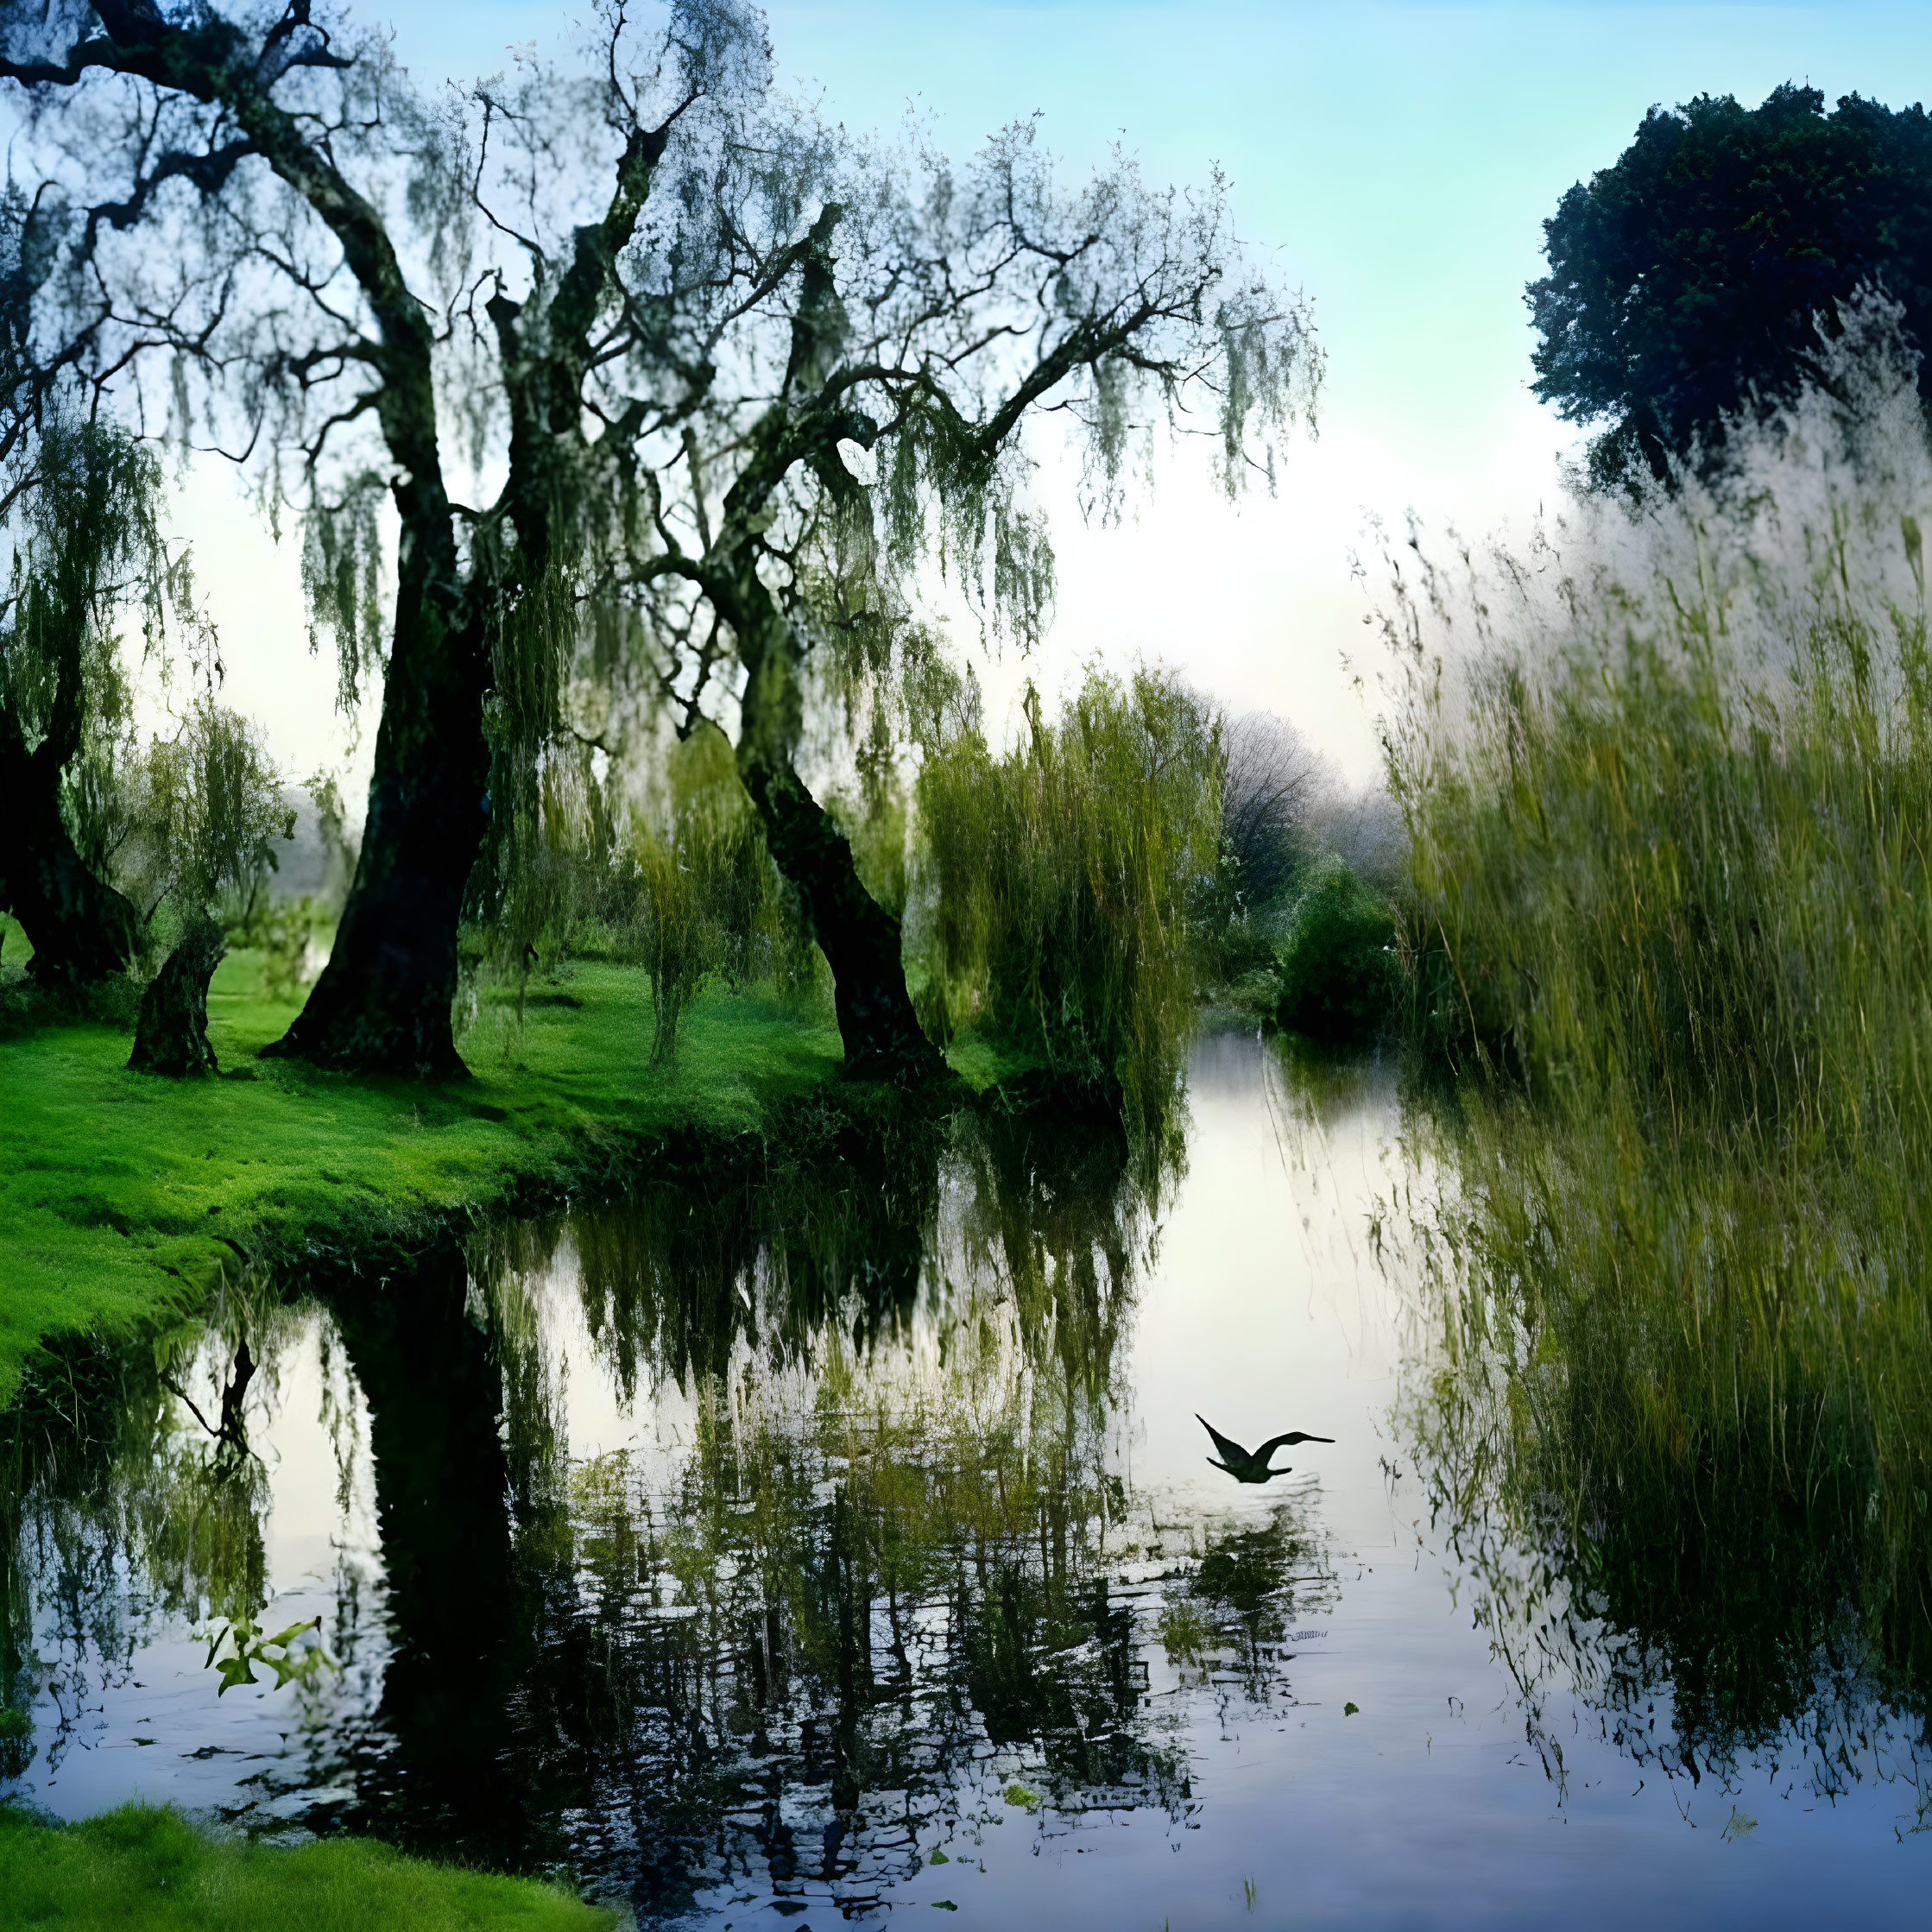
[8,1041,1927,1925]
[0,1088,1332,1919]
[0,1307,384,1807]
[1394,1168,1932,1822]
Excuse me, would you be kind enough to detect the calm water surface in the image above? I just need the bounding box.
[3,1033,1927,1927]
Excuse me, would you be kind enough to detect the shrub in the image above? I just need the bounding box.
[1272,859,1399,1044]
[230,893,326,1002]
[915,666,1222,1137]
[583,727,822,1064]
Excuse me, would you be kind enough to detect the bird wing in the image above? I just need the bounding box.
[1253,1431,1334,1465]
[1196,1415,1250,1466]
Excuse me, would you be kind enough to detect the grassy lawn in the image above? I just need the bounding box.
[0,1803,615,1931]
[0,919,843,1405]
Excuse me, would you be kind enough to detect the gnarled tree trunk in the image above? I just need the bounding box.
[128,915,224,1074]
[741,742,943,1086]
[733,603,944,1089]
[128,917,224,1075]
[269,84,669,1083]
[263,578,490,1079]
[0,705,143,993]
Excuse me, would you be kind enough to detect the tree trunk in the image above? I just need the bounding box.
[128,918,224,1075]
[733,628,944,1088]
[0,711,143,990]
[263,565,491,1080]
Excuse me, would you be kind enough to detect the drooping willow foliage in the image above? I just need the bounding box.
[0,407,287,989]
[915,667,1225,1142]
[112,700,294,938]
[611,726,822,1064]
[1,416,171,800]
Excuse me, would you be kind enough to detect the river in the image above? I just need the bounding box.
[2,1032,1925,1927]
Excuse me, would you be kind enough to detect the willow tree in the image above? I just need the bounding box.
[0,0,1316,1082]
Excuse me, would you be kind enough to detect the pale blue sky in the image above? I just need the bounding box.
[207,3,1932,780]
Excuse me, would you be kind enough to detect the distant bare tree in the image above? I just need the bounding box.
[1221,710,1324,907]
[1310,785,1406,893]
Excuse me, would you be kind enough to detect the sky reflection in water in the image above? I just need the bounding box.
[3,1034,1929,1927]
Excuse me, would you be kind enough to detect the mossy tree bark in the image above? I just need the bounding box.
[208,19,491,1078]
[127,918,224,1074]
[262,569,491,1079]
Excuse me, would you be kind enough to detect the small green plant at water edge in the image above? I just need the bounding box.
[201,1612,337,1695]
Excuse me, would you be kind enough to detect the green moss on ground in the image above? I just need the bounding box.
[0,924,841,1405]
[0,1803,615,1931]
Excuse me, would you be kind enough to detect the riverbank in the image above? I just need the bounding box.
[0,1801,616,1930]
[0,931,846,1407]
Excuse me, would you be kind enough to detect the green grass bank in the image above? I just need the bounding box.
[0,1802,615,1931]
[0,924,843,1407]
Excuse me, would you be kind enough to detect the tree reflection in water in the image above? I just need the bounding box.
[0,1316,293,1785]
[0,1092,1329,1919]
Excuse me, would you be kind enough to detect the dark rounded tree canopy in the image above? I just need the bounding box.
[1529,84,1932,489]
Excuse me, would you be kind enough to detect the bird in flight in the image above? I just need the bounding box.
[1196,1415,1334,1483]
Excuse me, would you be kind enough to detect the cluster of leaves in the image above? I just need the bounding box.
[201,1611,335,1697]
[1531,83,1932,490]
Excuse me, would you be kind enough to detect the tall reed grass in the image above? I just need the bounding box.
[1387,296,1932,1739]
